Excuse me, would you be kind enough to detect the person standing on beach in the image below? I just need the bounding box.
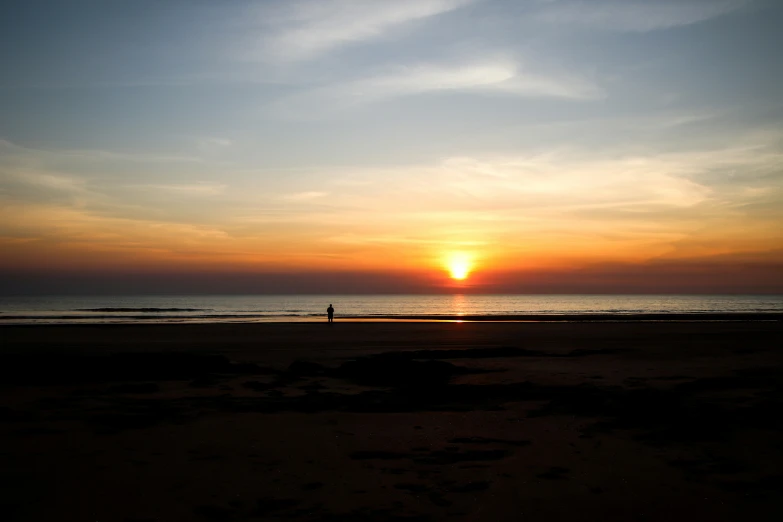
[327,304,334,323]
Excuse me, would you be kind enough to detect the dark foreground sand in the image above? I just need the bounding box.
[1,321,782,522]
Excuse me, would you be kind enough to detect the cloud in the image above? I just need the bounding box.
[2,169,85,194]
[347,60,602,100]
[0,139,232,226]
[406,153,713,212]
[534,0,751,32]
[256,0,478,61]
[290,128,783,254]
[126,183,227,196]
[0,161,101,210]
[271,57,603,116]
[0,139,201,166]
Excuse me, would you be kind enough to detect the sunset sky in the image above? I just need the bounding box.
[1,0,782,294]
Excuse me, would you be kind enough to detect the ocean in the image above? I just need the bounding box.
[0,294,782,324]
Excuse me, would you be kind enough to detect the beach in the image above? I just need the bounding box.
[1,320,782,521]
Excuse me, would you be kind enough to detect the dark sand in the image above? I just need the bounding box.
[1,321,782,521]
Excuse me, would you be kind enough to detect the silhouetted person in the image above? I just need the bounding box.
[327,304,334,323]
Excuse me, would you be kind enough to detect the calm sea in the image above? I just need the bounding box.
[0,295,781,324]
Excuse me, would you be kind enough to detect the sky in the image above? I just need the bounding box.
[1,0,782,294]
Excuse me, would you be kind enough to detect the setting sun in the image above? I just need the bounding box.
[445,253,473,280]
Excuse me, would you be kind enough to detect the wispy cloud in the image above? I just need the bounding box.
[348,59,602,100]
[534,0,751,32]
[396,153,713,212]
[0,139,232,228]
[3,169,86,194]
[126,183,227,196]
[0,139,201,166]
[256,0,479,61]
[300,128,783,234]
[271,57,603,116]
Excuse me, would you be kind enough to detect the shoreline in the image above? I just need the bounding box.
[1,311,781,326]
[344,312,783,321]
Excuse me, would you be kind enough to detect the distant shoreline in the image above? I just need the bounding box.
[1,312,781,326]
[343,312,783,322]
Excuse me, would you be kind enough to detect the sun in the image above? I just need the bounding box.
[445,252,473,281]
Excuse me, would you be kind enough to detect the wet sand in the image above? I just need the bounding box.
[1,321,782,521]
